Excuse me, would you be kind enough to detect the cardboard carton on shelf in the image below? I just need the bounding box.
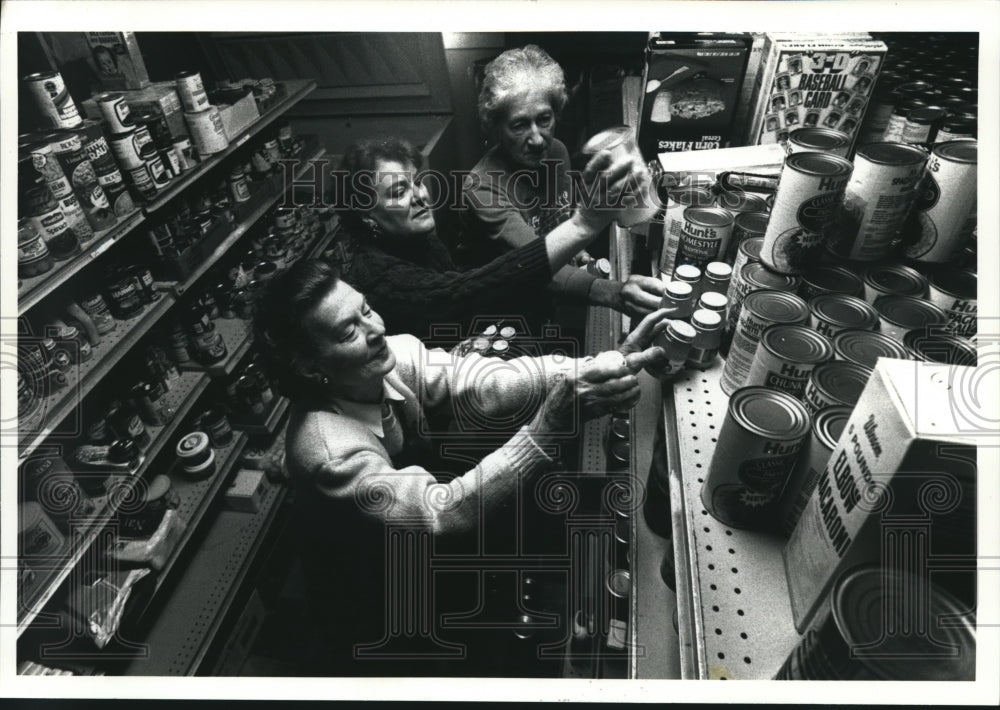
[85,32,151,91]
[783,357,988,632]
[83,81,187,140]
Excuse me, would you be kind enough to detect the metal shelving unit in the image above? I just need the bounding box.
[16,370,210,636]
[179,317,253,378]
[667,362,801,679]
[16,294,177,459]
[123,475,286,675]
[17,211,146,316]
[142,80,318,214]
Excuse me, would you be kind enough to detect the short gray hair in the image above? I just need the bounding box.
[477,45,568,139]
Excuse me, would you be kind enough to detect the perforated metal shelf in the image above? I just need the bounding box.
[179,317,253,378]
[16,370,210,636]
[123,474,286,675]
[667,360,801,679]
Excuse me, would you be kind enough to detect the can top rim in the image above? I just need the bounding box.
[856,142,930,166]
[744,263,801,290]
[930,268,977,299]
[833,329,913,368]
[874,295,949,328]
[761,323,835,364]
[903,331,978,366]
[789,127,850,149]
[743,289,809,323]
[810,360,873,405]
[802,265,863,293]
[933,140,977,163]
[810,294,880,328]
[784,151,854,176]
[863,263,927,294]
[729,386,811,441]
[813,405,852,450]
[684,206,736,227]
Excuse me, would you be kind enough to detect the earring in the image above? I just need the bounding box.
[321,376,329,385]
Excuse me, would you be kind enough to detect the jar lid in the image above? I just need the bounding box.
[666,319,696,342]
[665,281,693,299]
[697,292,727,312]
[176,431,210,459]
[499,326,517,340]
[674,264,701,283]
[705,262,732,279]
[691,309,722,329]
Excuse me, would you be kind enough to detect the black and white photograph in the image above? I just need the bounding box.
[1,0,998,704]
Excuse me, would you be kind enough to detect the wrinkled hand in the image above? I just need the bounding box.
[575,150,647,232]
[619,308,672,374]
[616,274,665,318]
[534,351,643,433]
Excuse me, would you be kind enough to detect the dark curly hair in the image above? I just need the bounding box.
[253,259,342,401]
[477,45,568,142]
[334,138,424,236]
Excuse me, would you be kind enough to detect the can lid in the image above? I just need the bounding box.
[907,107,946,125]
[903,331,977,366]
[856,142,929,166]
[691,309,722,329]
[176,431,210,459]
[492,339,510,354]
[784,151,854,177]
[729,386,811,441]
[715,190,768,213]
[761,324,834,364]
[810,294,880,330]
[940,115,977,133]
[744,265,803,294]
[667,319,697,342]
[499,326,517,340]
[472,337,491,353]
[801,265,863,296]
[930,268,977,300]
[606,569,632,599]
[665,281,693,299]
[934,139,977,163]
[832,565,976,680]
[812,405,852,451]
[738,236,765,262]
[834,329,913,368]
[705,262,732,279]
[482,324,498,337]
[875,295,949,329]
[864,263,927,297]
[674,264,701,282]
[698,291,727,312]
[789,127,850,151]
[734,212,770,238]
[594,257,612,276]
[683,206,734,228]
[810,360,873,406]
[668,186,714,206]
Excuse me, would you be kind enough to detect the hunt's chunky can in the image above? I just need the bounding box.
[903,140,977,264]
[96,92,135,134]
[802,360,873,416]
[785,127,851,158]
[862,262,928,303]
[808,294,880,338]
[745,324,834,399]
[832,329,913,369]
[729,211,769,262]
[658,186,713,280]
[774,566,975,680]
[185,106,229,156]
[24,71,82,128]
[175,70,210,113]
[798,265,864,301]
[777,405,851,536]
[832,143,928,262]
[762,152,853,274]
[724,262,800,354]
[927,268,976,338]
[721,289,809,396]
[874,296,949,341]
[702,386,811,530]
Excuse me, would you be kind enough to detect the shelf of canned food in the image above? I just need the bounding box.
[123,470,287,675]
[16,369,211,635]
[17,79,318,317]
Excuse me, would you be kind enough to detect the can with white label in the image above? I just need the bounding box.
[831,143,928,262]
[109,129,145,170]
[762,152,853,275]
[24,71,82,129]
[677,207,733,270]
[808,294,880,338]
[802,360,873,417]
[96,92,135,134]
[777,405,852,536]
[874,295,949,341]
[746,324,834,399]
[721,289,809,396]
[175,70,210,113]
[926,268,976,338]
[185,106,229,156]
[658,186,714,280]
[702,386,811,530]
[903,140,977,264]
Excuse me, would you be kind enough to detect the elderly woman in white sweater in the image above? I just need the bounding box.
[254,255,668,676]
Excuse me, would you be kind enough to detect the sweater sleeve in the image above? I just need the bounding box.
[346,238,553,335]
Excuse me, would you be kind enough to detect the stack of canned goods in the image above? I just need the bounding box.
[219,357,276,420]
